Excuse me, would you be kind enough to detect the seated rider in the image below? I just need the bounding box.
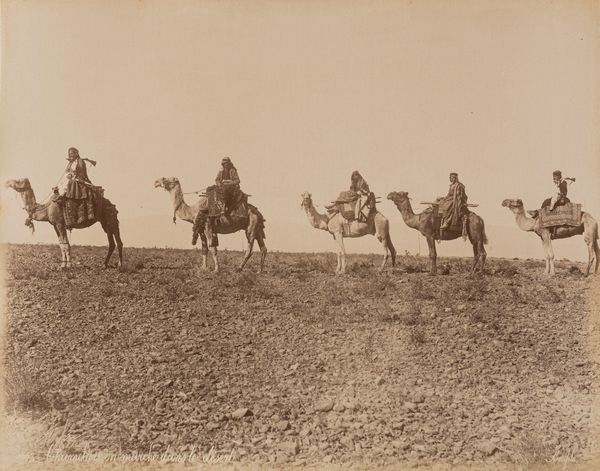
[215,157,241,214]
[548,170,574,211]
[439,172,468,238]
[55,147,97,199]
[350,170,370,221]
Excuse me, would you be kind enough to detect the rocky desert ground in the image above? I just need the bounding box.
[3,243,600,468]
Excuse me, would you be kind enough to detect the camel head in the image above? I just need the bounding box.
[154,177,180,191]
[300,192,313,209]
[501,198,524,213]
[5,178,32,193]
[387,191,410,206]
[387,191,409,202]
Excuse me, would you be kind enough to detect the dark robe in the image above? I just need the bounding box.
[65,158,92,199]
[440,181,467,229]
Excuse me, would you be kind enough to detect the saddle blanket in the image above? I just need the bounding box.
[539,203,581,229]
[62,189,103,227]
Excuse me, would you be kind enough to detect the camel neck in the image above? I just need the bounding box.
[169,183,190,216]
[20,189,49,221]
[396,200,421,229]
[514,209,536,232]
[304,202,329,231]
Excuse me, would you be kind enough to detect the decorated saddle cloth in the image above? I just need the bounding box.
[63,186,103,227]
[539,202,582,229]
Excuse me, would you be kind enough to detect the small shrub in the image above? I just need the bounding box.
[410,328,425,345]
[165,286,178,302]
[5,364,51,414]
[235,271,256,289]
[411,278,434,300]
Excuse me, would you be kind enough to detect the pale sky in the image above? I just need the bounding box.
[1,0,599,261]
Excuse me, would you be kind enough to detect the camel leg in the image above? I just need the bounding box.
[426,236,437,275]
[114,231,123,267]
[199,233,209,271]
[333,233,346,274]
[239,232,255,271]
[256,235,267,274]
[584,240,594,277]
[582,230,597,277]
[56,225,71,268]
[376,234,389,272]
[105,233,116,269]
[594,239,600,274]
[471,242,479,274]
[478,240,487,273]
[541,235,555,276]
[469,236,486,274]
[53,226,66,268]
[59,243,67,268]
[204,223,220,273]
[388,238,397,267]
[210,247,219,273]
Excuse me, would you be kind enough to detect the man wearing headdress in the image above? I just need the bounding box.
[548,170,573,211]
[215,156,241,215]
[440,172,468,235]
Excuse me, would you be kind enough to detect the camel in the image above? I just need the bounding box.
[154,177,267,272]
[387,191,487,275]
[300,192,396,274]
[5,178,123,268]
[502,199,599,276]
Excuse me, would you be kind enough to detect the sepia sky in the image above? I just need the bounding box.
[1,0,599,261]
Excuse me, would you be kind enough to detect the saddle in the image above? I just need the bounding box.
[325,191,375,222]
[425,200,469,241]
[206,185,249,218]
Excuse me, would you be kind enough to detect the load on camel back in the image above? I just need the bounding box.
[527,172,582,238]
[192,158,250,238]
[325,190,377,223]
[325,171,378,226]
